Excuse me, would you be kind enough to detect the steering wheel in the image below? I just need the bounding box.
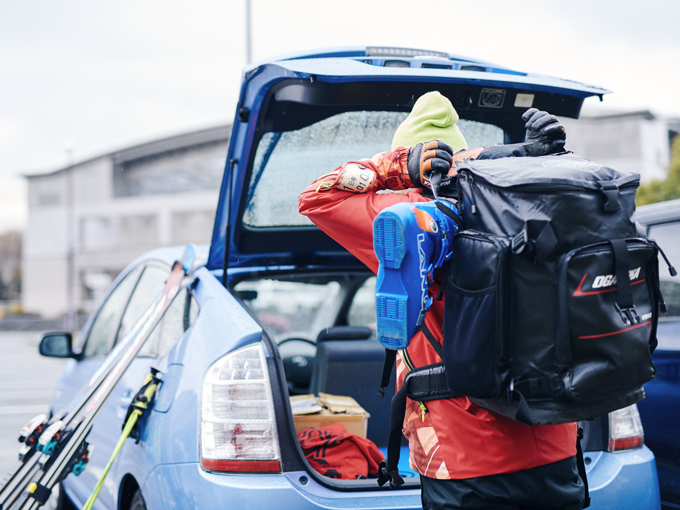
[277,338,317,395]
[277,337,316,347]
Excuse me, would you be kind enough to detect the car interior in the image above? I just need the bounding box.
[232,272,400,451]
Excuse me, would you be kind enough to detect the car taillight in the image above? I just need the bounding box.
[200,343,281,473]
[608,404,644,452]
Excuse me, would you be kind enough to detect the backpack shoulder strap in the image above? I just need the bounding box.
[378,382,408,489]
[378,348,398,398]
[577,427,591,508]
[421,323,443,359]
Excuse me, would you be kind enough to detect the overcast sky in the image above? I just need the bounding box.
[1,0,679,234]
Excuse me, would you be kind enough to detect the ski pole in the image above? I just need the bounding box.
[81,369,162,510]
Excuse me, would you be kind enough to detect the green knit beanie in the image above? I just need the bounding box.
[391,91,468,152]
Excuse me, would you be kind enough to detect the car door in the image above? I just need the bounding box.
[54,262,170,508]
[66,274,200,510]
[104,285,199,508]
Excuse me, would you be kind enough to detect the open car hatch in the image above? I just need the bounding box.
[207,47,609,275]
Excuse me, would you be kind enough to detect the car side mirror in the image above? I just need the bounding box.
[39,332,74,358]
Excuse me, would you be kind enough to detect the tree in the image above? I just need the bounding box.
[637,134,680,205]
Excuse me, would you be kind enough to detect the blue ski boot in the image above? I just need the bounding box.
[373,200,460,350]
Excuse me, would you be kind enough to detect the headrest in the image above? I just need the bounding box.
[316,326,373,343]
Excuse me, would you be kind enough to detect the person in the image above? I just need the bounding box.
[298,91,585,510]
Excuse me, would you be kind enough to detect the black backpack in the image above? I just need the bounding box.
[438,153,674,425]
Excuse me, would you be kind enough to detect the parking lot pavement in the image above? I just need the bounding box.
[0,331,66,476]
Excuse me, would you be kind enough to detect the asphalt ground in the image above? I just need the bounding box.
[0,331,67,477]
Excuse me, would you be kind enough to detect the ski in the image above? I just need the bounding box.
[0,245,195,509]
[0,413,49,507]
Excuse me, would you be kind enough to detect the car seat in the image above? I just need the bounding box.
[310,326,398,447]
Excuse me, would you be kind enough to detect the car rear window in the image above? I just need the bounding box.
[242,111,504,228]
[234,279,343,342]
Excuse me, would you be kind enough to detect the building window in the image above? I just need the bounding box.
[113,144,226,198]
[80,216,114,251]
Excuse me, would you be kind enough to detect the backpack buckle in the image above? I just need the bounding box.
[599,182,621,212]
[616,303,640,326]
[377,461,404,489]
[511,230,528,254]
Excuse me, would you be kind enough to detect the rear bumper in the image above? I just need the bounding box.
[586,446,661,509]
[138,447,659,510]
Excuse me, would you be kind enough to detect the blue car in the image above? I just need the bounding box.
[635,200,680,510]
[39,47,661,509]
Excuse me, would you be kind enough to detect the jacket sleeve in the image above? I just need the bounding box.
[298,148,425,273]
[298,147,482,273]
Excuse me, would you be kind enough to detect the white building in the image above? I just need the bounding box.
[22,125,230,317]
[562,110,676,183]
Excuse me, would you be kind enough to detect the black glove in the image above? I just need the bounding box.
[477,109,567,160]
[522,108,566,155]
[407,140,453,188]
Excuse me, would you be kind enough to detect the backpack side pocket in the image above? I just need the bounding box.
[442,231,510,398]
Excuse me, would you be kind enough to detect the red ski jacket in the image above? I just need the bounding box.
[298,147,576,480]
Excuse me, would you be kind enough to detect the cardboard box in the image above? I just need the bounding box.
[290,393,371,438]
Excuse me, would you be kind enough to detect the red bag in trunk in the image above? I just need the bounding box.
[297,423,385,480]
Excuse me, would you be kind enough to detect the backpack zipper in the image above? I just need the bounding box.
[459,173,479,215]
[648,239,677,313]
[463,168,640,193]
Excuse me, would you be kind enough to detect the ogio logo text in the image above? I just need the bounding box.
[592,267,641,289]
[417,233,428,326]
